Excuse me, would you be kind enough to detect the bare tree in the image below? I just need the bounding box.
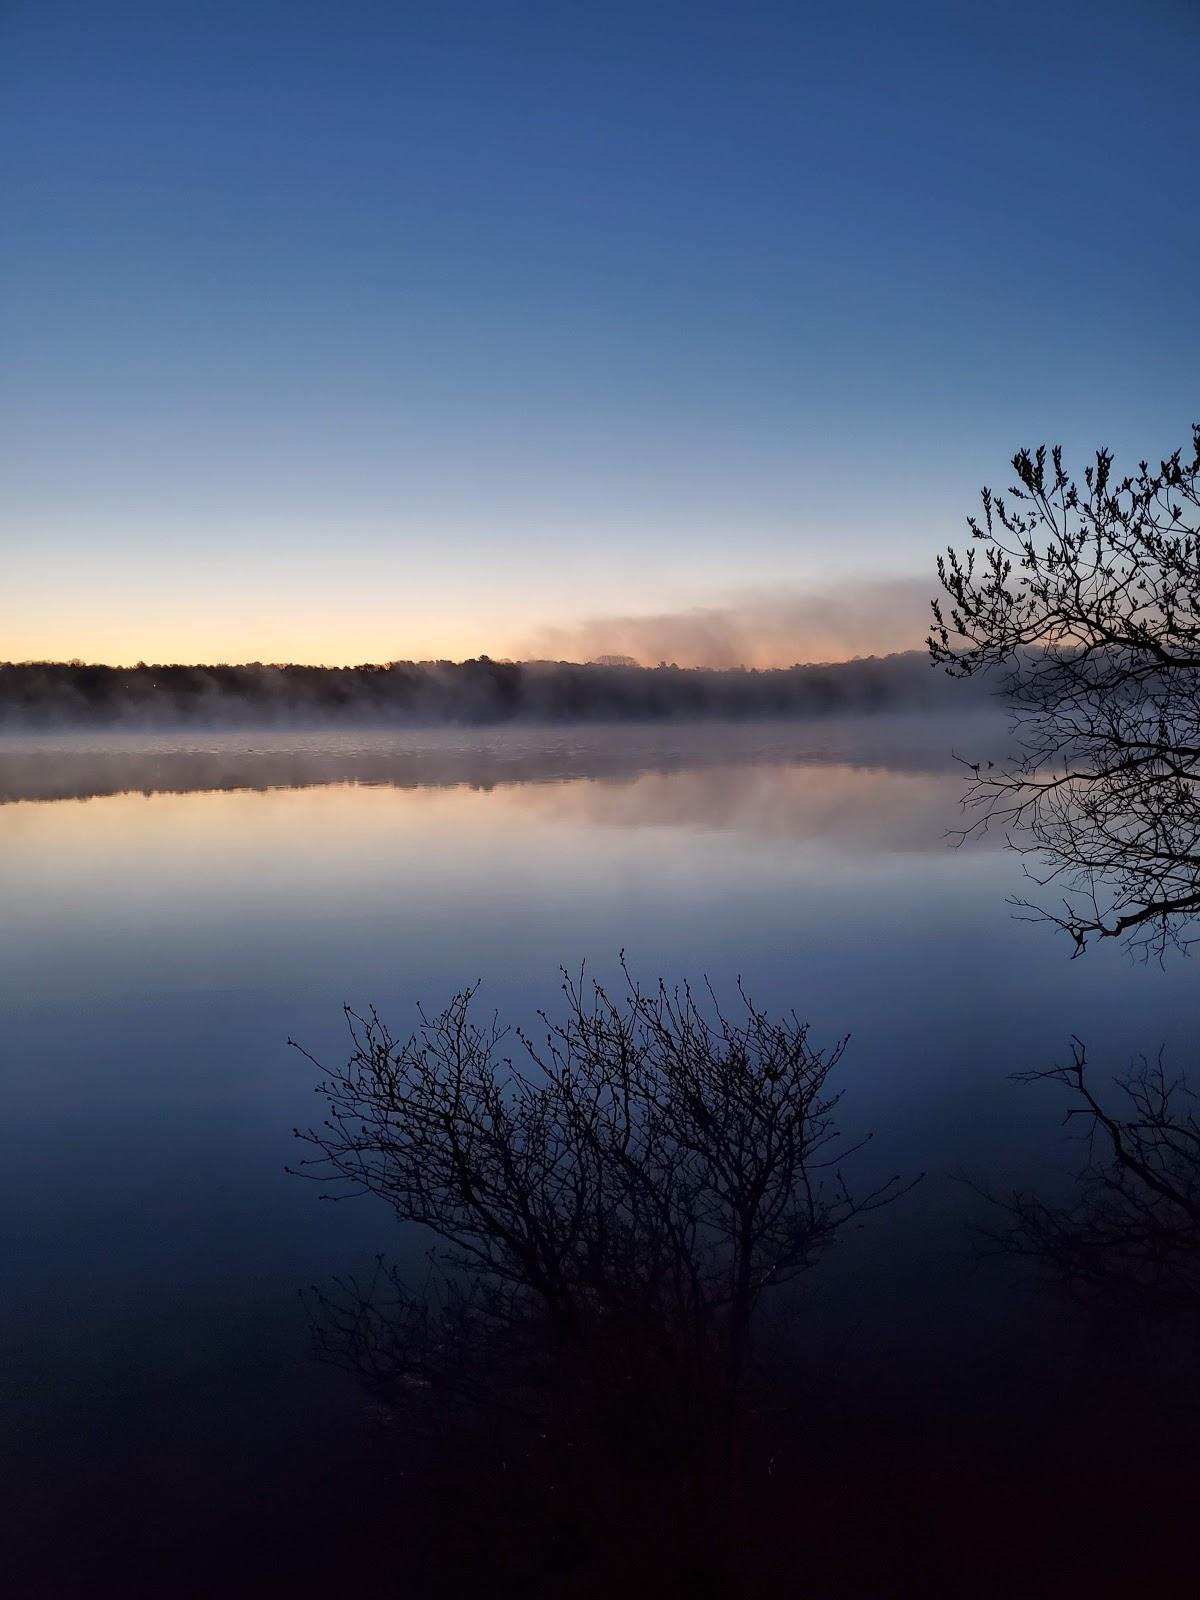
[985,1041,1200,1318]
[929,425,1200,955]
[290,962,911,1545]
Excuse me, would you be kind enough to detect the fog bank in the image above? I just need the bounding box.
[520,580,933,669]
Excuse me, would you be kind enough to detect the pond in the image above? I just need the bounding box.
[1,718,1194,1593]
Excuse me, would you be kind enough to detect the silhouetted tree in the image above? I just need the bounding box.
[290,963,911,1569]
[986,1041,1200,1318]
[930,425,1200,954]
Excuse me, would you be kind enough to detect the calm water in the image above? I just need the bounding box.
[2,719,1195,1592]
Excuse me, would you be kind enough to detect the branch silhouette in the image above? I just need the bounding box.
[930,424,1200,956]
[983,1041,1200,1317]
[289,961,916,1567]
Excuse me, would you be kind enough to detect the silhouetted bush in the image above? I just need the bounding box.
[291,963,914,1584]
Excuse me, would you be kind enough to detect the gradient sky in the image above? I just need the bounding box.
[2,0,1198,666]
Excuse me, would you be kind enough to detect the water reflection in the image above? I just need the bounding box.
[0,718,1004,858]
[0,713,1002,804]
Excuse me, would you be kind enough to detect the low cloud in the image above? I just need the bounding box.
[520,577,933,668]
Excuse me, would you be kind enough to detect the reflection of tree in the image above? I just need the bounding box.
[930,426,1200,956]
[0,719,988,807]
[988,1043,1200,1318]
[291,964,912,1577]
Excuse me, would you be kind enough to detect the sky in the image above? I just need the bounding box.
[2,0,1198,667]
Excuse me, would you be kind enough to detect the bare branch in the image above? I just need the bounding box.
[930,425,1200,954]
[291,967,917,1524]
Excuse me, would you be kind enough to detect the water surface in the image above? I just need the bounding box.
[2,720,1194,1592]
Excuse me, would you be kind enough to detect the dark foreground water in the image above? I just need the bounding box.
[1,719,1196,1595]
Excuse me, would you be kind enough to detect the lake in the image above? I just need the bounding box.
[2,718,1195,1594]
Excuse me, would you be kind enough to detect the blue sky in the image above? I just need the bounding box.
[2,0,1197,664]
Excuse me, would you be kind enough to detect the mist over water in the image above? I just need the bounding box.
[0,712,1004,805]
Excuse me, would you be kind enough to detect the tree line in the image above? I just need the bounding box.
[0,651,987,728]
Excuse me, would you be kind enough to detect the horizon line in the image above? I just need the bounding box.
[1,648,932,674]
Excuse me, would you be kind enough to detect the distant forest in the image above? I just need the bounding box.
[0,652,990,728]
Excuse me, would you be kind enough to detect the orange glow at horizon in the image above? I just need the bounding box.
[2,592,930,670]
[0,617,507,670]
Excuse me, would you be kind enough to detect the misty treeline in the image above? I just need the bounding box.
[0,651,988,729]
[292,965,914,1587]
